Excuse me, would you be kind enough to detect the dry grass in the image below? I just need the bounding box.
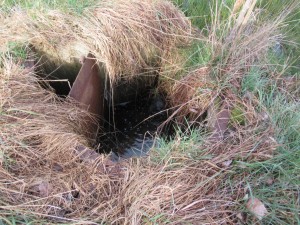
[0,0,191,83]
[0,55,277,224]
[0,0,298,224]
[168,67,217,125]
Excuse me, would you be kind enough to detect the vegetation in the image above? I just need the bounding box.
[0,0,299,224]
[171,1,300,224]
[1,0,98,13]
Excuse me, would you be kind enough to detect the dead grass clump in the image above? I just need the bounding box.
[0,57,124,222]
[0,57,96,169]
[0,0,191,83]
[168,67,217,124]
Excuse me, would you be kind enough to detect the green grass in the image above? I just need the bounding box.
[179,41,213,71]
[173,0,300,74]
[171,0,236,74]
[0,212,48,225]
[237,63,300,224]
[258,0,300,73]
[6,42,28,60]
[1,0,98,14]
[173,0,236,30]
[153,126,208,164]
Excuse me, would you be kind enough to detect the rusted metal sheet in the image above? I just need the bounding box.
[69,53,104,136]
[209,101,231,142]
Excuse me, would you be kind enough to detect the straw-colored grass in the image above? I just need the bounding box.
[0,0,299,224]
[168,67,216,124]
[0,57,276,224]
[0,0,192,84]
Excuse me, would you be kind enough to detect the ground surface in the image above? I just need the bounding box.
[0,0,299,224]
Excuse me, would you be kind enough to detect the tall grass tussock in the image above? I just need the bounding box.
[0,0,192,83]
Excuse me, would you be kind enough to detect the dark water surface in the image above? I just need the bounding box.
[97,94,168,161]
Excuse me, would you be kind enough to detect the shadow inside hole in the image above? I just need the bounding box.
[34,50,82,97]
[97,85,173,161]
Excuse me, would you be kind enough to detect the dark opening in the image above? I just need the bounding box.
[35,51,81,97]
[34,55,172,160]
[97,87,169,160]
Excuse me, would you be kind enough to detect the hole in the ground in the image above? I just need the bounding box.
[97,85,170,161]
[32,53,172,160]
[34,50,81,97]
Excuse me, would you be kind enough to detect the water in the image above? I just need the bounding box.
[97,93,167,161]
